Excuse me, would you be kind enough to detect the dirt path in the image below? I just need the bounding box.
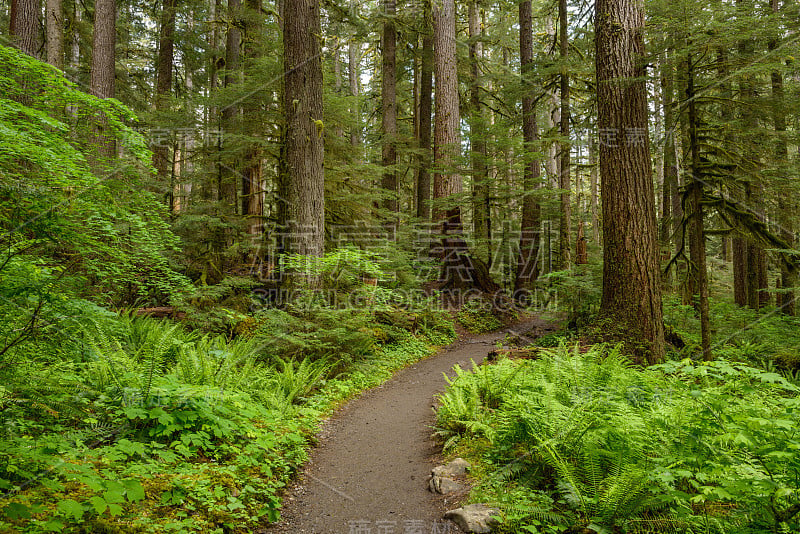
[267,317,557,534]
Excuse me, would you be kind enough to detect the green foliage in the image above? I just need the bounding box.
[532,330,574,348]
[540,262,602,326]
[283,245,386,291]
[457,297,504,333]
[172,276,261,334]
[0,276,456,533]
[664,296,800,366]
[436,344,800,533]
[0,45,190,307]
[253,307,377,369]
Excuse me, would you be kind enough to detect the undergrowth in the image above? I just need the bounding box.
[435,344,800,534]
[0,247,457,533]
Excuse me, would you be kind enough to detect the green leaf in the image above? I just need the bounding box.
[2,502,31,520]
[89,495,107,515]
[103,481,126,504]
[41,519,65,532]
[57,499,85,521]
[40,478,65,492]
[123,479,146,502]
[77,475,105,492]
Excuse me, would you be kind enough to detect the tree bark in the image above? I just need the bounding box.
[769,0,795,315]
[733,237,749,306]
[432,0,461,227]
[348,2,361,151]
[415,27,433,221]
[660,50,677,287]
[10,0,41,58]
[90,0,115,99]
[589,137,599,247]
[469,0,490,266]
[685,49,711,358]
[282,0,325,261]
[558,0,572,269]
[737,0,767,310]
[433,0,496,295]
[241,0,264,238]
[514,0,542,297]
[381,0,398,228]
[596,0,665,364]
[219,0,241,210]
[89,0,116,159]
[45,0,63,68]
[154,0,177,211]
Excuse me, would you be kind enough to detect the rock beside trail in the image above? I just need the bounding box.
[428,475,464,494]
[444,503,501,533]
[433,458,470,477]
[428,458,470,494]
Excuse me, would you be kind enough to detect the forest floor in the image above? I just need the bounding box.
[266,316,559,534]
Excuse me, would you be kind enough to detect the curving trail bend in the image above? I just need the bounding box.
[266,318,556,534]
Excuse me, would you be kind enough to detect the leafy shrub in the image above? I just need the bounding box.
[172,276,262,333]
[0,45,191,306]
[282,245,386,292]
[540,262,602,323]
[253,307,376,368]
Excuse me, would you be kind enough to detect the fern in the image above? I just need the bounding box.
[84,318,186,403]
[258,356,335,410]
[173,335,261,391]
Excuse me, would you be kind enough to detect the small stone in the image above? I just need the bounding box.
[444,503,501,533]
[428,475,464,494]
[431,458,470,478]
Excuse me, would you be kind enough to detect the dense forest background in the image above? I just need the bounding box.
[3,0,800,338]
[3,0,800,531]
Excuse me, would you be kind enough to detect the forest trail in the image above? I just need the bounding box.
[267,317,558,534]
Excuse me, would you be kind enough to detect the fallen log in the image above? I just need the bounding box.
[485,347,540,362]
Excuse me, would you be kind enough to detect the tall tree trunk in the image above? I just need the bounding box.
[381,0,398,228]
[660,50,677,287]
[220,0,241,210]
[545,16,558,191]
[45,0,63,67]
[770,0,795,315]
[10,0,41,58]
[348,2,361,151]
[737,0,767,310]
[242,147,263,237]
[333,38,344,139]
[589,137,600,247]
[469,0,490,266]
[733,238,749,305]
[434,0,477,294]
[89,0,116,159]
[415,26,433,221]
[685,48,711,358]
[69,1,80,70]
[432,0,461,227]
[241,0,264,239]
[205,0,221,202]
[181,32,194,211]
[514,0,541,297]
[282,0,325,262]
[89,0,115,99]
[154,0,177,211]
[596,0,664,364]
[558,0,571,269]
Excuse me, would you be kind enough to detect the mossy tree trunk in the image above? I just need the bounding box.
[596,0,665,364]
